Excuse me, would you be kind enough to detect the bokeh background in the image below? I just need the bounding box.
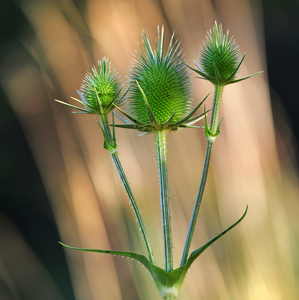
[1,0,299,299]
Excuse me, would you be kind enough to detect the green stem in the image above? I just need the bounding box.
[101,114,155,264]
[180,84,223,266]
[210,85,223,133]
[155,129,173,272]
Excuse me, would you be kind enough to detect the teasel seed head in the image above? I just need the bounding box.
[188,22,261,86]
[114,26,207,132]
[56,57,124,116]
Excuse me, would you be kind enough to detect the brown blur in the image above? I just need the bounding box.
[1,0,298,299]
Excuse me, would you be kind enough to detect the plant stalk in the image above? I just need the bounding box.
[180,84,223,266]
[101,114,155,264]
[155,129,173,272]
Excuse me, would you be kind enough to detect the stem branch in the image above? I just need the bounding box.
[180,84,223,266]
[101,114,155,264]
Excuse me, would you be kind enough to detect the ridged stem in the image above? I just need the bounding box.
[210,85,223,133]
[180,84,223,266]
[155,129,173,272]
[101,114,155,264]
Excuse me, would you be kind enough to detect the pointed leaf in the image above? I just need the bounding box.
[183,206,248,271]
[113,104,146,125]
[185,64,214,82]
[59,242,154,270]
[55,99,93,113]
[227,71,263,85]
[224,54,246,84]
[59,242,185,299]
[176,94,209,125]
[59,206,248,300]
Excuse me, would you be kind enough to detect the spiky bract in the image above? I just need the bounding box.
[127,27,192,130]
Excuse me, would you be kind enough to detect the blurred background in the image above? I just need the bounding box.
[0,0,299,299]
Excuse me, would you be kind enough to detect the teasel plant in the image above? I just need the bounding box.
[56,23,260,300]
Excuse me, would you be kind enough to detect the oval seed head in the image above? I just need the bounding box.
[80,57,122,115]
[200,22,240,85]
[127,27,192,131]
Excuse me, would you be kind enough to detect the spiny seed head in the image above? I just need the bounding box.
[199,22,241,85]
[80,57,122,115]
[186,22,261,86]
[127,26,192,130]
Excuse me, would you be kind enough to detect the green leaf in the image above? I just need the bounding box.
[184,206,248,270]
[59,242,153,269]
[59,242,182,299]
[59,206,247,300]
